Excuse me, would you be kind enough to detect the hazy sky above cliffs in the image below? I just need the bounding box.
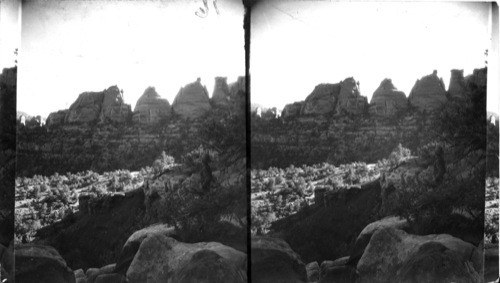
[251,1,498,114]
[0,0,20,70]
[18,0,244,117]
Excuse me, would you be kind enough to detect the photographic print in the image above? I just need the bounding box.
[15,0,246,282]
[250,1,498,282]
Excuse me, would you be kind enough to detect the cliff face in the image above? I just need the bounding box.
[100,86,132,123]
[369,79,408,116]
[301,83,341,116]
[448,69,467,99]
[132,87,171,124]
[336,77,368,115]
[212,77,230,107]
[408,71,447,112]
[172,79,212,119]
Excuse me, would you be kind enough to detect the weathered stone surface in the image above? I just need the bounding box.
[395,242,481,283]
[448,69,467,99]
[126,234,246,282]
[282,102,304,119]
[336,77,368,115]
[99,86,132,123]
[171,250,246,283]
[319,265,357,283]
[484,244,499,282]
[86,263,115,283]
[465,68,487,90]
[319,258,351,279]
[349,216,409,266]
[212,76,230,107]
[228,76,245,98]
[15,244,76,283]
[94,273,126,283]
[172,78,212,119]
[357,227,481,282]
[251,236,307,283]
[306,261,319,282]
[370,79,408,116]
[65,91,105,124]
[46,110,69,128]
[408,70,447,112]
[132,87,171,124]
[114,223,176,275]
[301,83,341,116]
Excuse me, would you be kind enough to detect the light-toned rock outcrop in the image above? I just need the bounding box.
[172,78,211,119]
[370,79,408,116]
[301,83,341,115]
[99,86,132,123]
[336,77,368,115]
[357,227,482,282]
[65,91,105,124]
[132,87,171,124]
[408,70,447,112]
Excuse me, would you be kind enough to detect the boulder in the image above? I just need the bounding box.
[357,227,481,282]
[212,76,231,107]
[320,258,351,279]
[114,223,176,275]
[349,216,409,266]
[448,69,467,99]
[99,86,132,123]
[132,87,171,124]
[369,79,408,116]
[301,83,341,116]
[46,110,69,128]
[15,244,76,283]
[171,250,246,283]
[126,234,246,282]
[408,70,447,112]
[172,78,211,119]
[251,236,307,283]
[336,77,368,115]
[65,91,105,123]
[86,263,115,283]
[306,261,320,282]
[319,265,357,283]
[282,101,304,120]
[395,242,481,283]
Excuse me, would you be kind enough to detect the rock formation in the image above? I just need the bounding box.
[99,86,132,123]
[172,78,211,119]
[408,70,447,112]
[282,101,304,119]
[46,110,69,128]
[211,77,230,107]
[65,91,105,124]
[336,77,368,115]
[301,83,341,115]
[132,87,171,124]
[448,69,467,99]
[465,67,487,90]
[369,79,408,116]
[229,76,245,98]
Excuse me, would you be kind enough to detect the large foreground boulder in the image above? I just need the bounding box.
[357,227,482,283]
[370,79,408,116]
[306,261,319,282]
[172,78,212,119]
[251,236,307,283]
[15,244,76,283]
[132,87,171,124]
[408,70,447,112]
[126,234,246,282]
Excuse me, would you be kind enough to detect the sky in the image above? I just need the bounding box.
[18,0,245,118]
[0,0,20,70]
[251,1,499,114]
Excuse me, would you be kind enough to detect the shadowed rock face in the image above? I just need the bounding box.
[465,68,487,90]
[212,77,230,107]
[301,83,341,115]
[408,70,447,112]
[336,77,368,115]
[448,69,467,99]
[65,91,105,123]
[132,87,171,124]
[99,86,132,123]
[172,78,212,119]
[46,110,69,127]
[282,101,305,119]
[370,79,408,116]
